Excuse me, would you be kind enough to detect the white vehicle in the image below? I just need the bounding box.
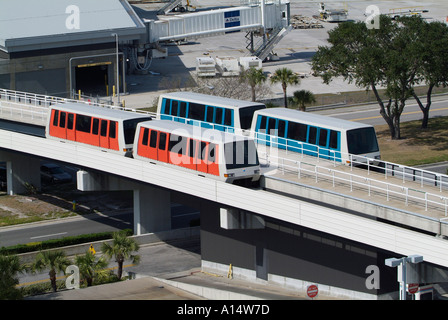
[133,120,260,184]
[250,108,381,164]
[157,92,266,134]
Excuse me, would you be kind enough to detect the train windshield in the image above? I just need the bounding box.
[347,127,379,155]
[239,105,266,130]
[123,118,151,144]
[224,140,259,169]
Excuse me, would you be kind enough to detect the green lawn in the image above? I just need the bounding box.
[376,116,448,167]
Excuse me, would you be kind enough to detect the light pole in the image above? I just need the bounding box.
[111,33,120,105]
[385,254,423,300]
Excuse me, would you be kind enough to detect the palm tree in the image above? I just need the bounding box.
[0,254,26,299]
[75,250,110,286]
[240,67,267,101]
[31,250,71,292]
[270,68,300,108]
[289,90,316,111]
[101,230,140,280]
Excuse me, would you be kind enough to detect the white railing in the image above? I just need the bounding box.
[0,100,48,124]
[2,87,448,215]
[261,152,448,216]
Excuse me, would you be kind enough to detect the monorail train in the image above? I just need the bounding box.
[46,103,152,156]
[250,108,381,164]
[157,92,266,133]
[133,120,261,183]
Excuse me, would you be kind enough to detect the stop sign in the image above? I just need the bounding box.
[307,284,318,298]
[407,283,419,294]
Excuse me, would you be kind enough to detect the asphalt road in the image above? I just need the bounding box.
[315,96,448,126]
[0,204,199,248]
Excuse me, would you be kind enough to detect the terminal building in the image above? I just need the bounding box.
[0,0,290,99]
[0,0,146,97]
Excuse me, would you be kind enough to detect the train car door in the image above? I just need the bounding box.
[99,119,110,149]
[157,131,169,162]
[49,109,66,139]
[197,141,208,174]
[184,139,198,171]
[317,128,330,159]
[207,143,219,176]
[91,118,100,147]
[276,119,287,150]
[304,125,318,157]
[66,113,76,141]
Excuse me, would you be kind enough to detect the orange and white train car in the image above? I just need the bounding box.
[133,120,260,183]
[46,103,152,156]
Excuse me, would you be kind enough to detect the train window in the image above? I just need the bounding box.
[318,129,328,147]
[109,121,117,139]
[169,134,179,151]
[206,106,214,123]
[239,105,265,130]
[59,112,66,128]
[76,114,92,133]
[142,128,149,146]
[205,106,214,123]
[179,102,187,118]
[208,143,216,162]
[224,109,232,126]
[267,118,277,136]
[198,141,207,160]
[149,130,157,148]
[308,127,317,145]
[100,120,108,137]
[329,130,339,149]
[189,139,197,158]
[258,116,267,133]
[92,118,99,135]
[225,140,259,169]
[67,114,74,130]
[169,134,186,155]
[347,127,379,154]
[52,110,59,126]
[215,108,223,124]
[171,100,179,116]
[159,132,167,151]
[278,120,286,138]
[189,103,205,121]
[163,99,171,114]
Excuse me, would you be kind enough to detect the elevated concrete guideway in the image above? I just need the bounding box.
[1,93,448,272]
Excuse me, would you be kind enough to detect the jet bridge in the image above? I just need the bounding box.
[141,1,291,61]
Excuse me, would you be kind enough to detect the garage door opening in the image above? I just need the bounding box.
[75,64,109,97]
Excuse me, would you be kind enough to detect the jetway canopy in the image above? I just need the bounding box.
[146,4,288,43]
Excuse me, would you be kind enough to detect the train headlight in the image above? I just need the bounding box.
[224,173,235,178]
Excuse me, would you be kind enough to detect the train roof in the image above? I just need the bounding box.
[159,92,266,109]
[50,103,152,121]
[138,120,250,143]
[253,108,373,130]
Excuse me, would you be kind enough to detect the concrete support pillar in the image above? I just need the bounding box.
[134,185,171,235]
[0,150,41,195]
[77,170,171,236]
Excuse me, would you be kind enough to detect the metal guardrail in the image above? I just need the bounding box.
[2,87,448,215]
[260,151,448,216]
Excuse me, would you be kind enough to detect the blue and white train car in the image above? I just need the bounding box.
[250,108,381,164]
[157,92,266,134]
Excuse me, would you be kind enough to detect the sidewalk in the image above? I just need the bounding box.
[26,267,337,300]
